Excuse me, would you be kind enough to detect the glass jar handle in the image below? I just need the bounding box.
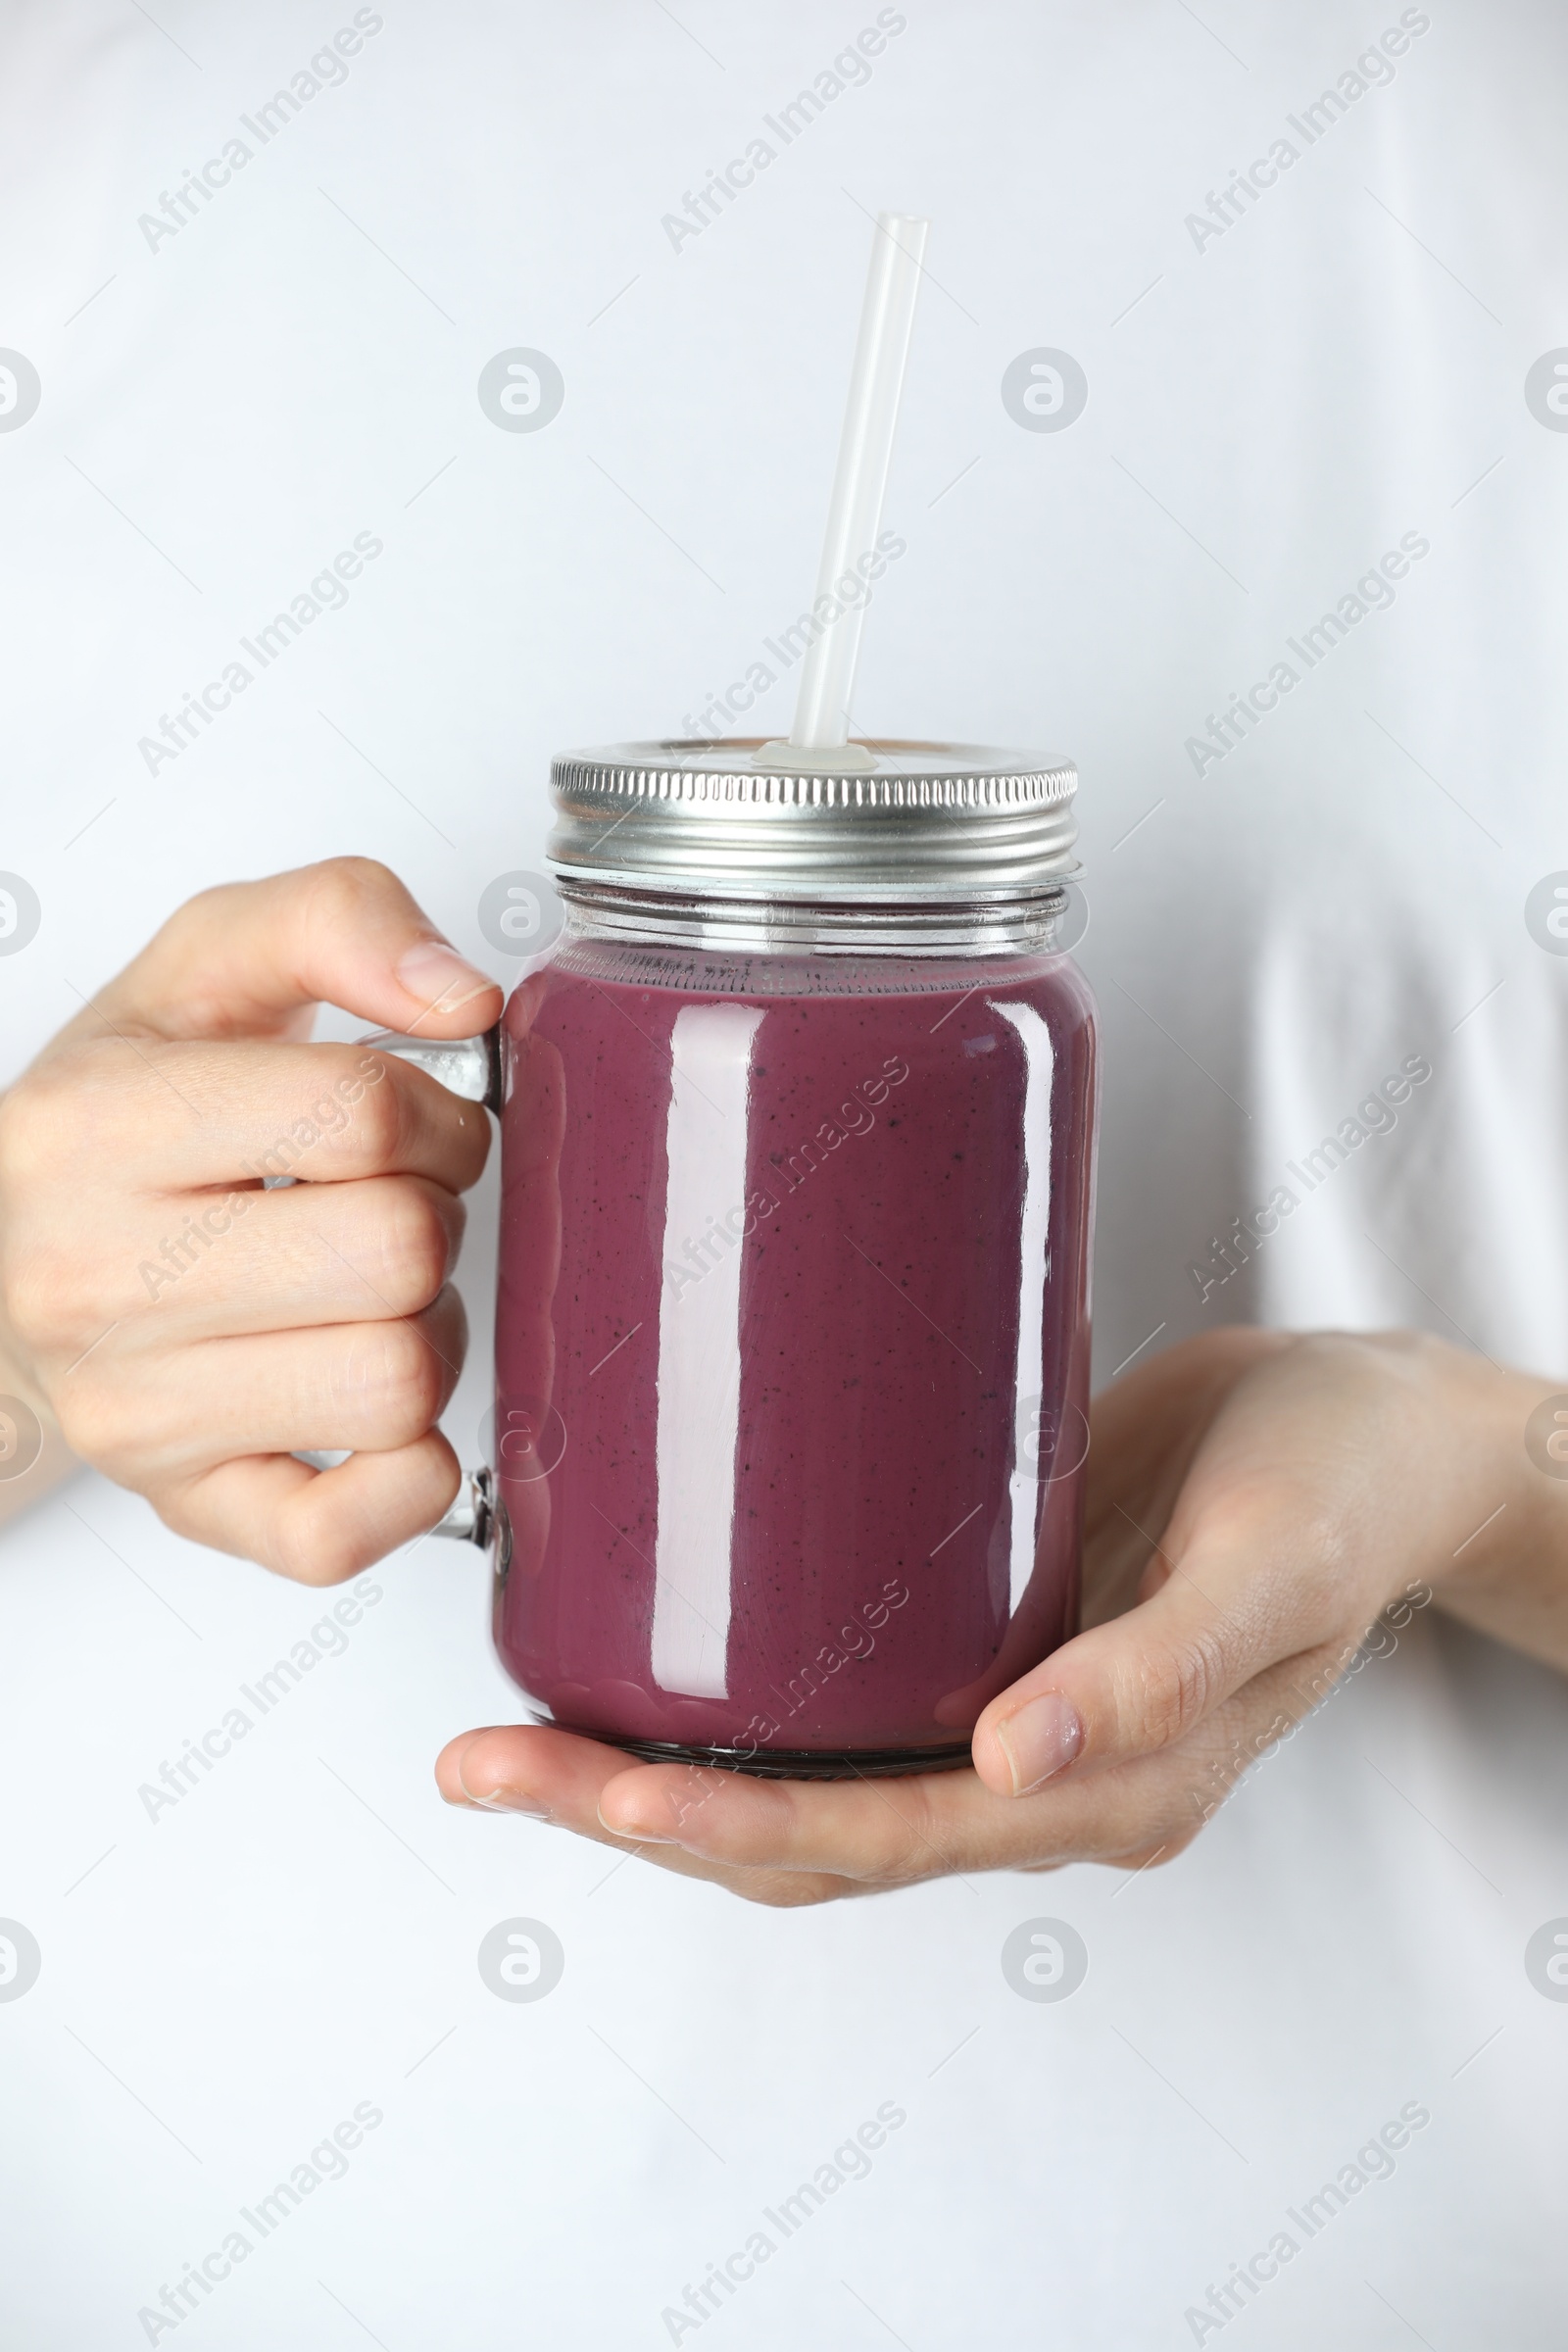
[358,1023,504,1115]
[436,1464,497,1549]
[358,1024,505,1546]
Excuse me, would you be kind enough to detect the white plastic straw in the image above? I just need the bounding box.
[787,211,929,752]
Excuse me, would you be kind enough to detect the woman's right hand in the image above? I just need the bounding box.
[0,858,501,1582]
[436,1326,1568,1904]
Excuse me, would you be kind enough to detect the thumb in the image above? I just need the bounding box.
[971,1530,1298,1797]
[74,858,505,1045]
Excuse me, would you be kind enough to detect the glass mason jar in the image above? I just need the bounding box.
[485,739,1099,1779]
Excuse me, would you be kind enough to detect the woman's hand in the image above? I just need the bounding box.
[0,859,501,1577]
[437,1326,1568,1903]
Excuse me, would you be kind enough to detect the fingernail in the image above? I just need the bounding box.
[456,1756,550,1817]
[596,1805,679,1844]
[996,1692,1084,1795]
[395,938,497,1017]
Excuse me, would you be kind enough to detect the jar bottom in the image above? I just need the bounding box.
[536,1721,973,1781]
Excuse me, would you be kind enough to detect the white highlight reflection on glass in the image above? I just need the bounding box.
[993,1001,1054,1612]
[650,1003,765,1698]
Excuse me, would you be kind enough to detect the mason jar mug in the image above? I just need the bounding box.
[384,739,1098,1777]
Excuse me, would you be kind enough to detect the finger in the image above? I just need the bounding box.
[971,1508,1324,1797]
[437,1707,1292,1895]
[595,1694,1309,1882]
[438,1643,1362,1901]
[931,1330,1297,1730]
[66,858,503,1048]
[20,1038,491,1195]
[120,1177,466,1340]
[166,1433,463,1584]
[596,1758,1004,1885]
[61,1291,467,1473]
[435,1727,857,1907]
[590,1750,1187,1883]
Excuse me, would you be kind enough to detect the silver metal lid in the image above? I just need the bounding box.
[546,740,1078,906]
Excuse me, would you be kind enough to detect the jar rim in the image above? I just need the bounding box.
[547,738,1080,906]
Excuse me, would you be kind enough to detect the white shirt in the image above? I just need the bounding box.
[0,3,1563,2342]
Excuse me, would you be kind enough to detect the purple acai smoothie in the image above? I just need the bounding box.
[491,935,1097,1772]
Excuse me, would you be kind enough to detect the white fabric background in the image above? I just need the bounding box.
[1,1,1565,2344]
